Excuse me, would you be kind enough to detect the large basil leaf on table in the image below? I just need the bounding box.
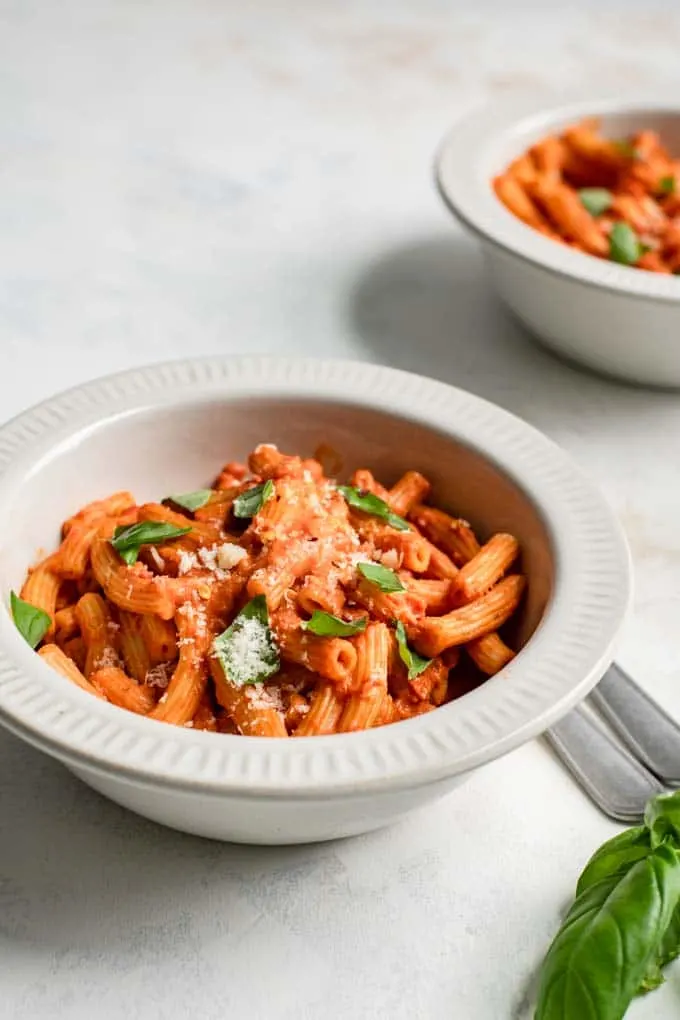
[535,844,680,1019]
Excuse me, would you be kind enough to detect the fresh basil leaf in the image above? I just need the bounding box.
[609,221,642,265]
[337,485,409,532]
[301,611,367,637]
[659,175,676,196]
[394,620,431,678]
[615,138,641,160]
[357,561,405,593]
[576,825,651,896]
[110,521,191,565]
[166,489,212,512]
[640,902,680,994]
[657,900,680,968]
[579,187,613,217]
[535,844,680,1020]
[645,790,680,848]
[232,480,274,519]
[211,594,280,686]
[10,591,51,648]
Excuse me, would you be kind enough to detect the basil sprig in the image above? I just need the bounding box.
[166,489,212,512]
[659,175,676,196]
[394,620,431,678]
[337,485,409,532]
[579,187,612,217]
[10,591,51,648]
[301,611,367,637]
[232,480,274,519]
[535,790,680,1018]
[110,521,191,565]
[357,561,405,593]
[609,222,642,266]
[211,595,280,686]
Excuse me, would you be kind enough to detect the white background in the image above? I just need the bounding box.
[2,1,680,1017]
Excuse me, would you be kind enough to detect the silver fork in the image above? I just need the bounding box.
[546,663,680,822]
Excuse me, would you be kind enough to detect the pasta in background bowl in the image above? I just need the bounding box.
[0,358,630,843]
[436,95,680,387]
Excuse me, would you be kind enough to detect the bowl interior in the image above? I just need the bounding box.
[1,396,553,652]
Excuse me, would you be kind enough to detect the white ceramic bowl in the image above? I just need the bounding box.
[0,358,630,843]
[436,96,680,388]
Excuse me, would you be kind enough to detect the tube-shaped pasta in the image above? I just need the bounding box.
[92,665,156,714]
[425,545,459,580]
[91,537,176,619]
[338,622,389,732]
[54,605,79,644]
[278,628,357,688]
[75,592,120,677]
[191,693,218,731]
[407,578,452,614]
[284,692,310,733]
[21,562,61,633]
[150,602,209,726]
[531,178,608,256]
[294,682,344,736]
[247,444,314,480]
[210,660,287,737]
[409,505,481,566]
[373,530,431,573]
[493,175,550,231]
[247,543,317,610]
[352,578,426,629]
[62,491,135,537]
[274,607,357,688]
[136,503,220,550]
[387,471,431,516]
[466,632,516,675]
[62,635,87,672]
[138,614,178,665]
[415,575,526,657]
[118,610,151,682]
[192,488,237,526]
[349,468,390,502]
[408,657,449,703]
[38,642,103,697]
[450,533,519,604]
[296,574,345,617]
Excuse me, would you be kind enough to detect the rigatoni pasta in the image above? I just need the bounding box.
[11,443,527,737]
[494,119,680,274]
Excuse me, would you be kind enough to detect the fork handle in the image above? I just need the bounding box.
[546,705,664,822]
[590,663,680,785]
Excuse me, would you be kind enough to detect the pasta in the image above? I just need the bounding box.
[13,443,527,736]
[494,119,680,273]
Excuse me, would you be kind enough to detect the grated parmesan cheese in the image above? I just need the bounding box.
[379,548,400,570]
[244,682,284,712]
[177,549,199,575]
[94,647,120,670]
[216,542,247,570]
[145,661,173,689]
[148,546,165,572]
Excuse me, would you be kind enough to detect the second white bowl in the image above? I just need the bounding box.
[436,96,680,388]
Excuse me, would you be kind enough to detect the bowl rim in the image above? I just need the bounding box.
[0,356,632,796]
[435,94,680,303]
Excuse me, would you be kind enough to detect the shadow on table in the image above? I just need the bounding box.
[347,233,670,433]
[0,730,339,955]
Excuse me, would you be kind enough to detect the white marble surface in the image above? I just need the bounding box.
[2,1,680,1017]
